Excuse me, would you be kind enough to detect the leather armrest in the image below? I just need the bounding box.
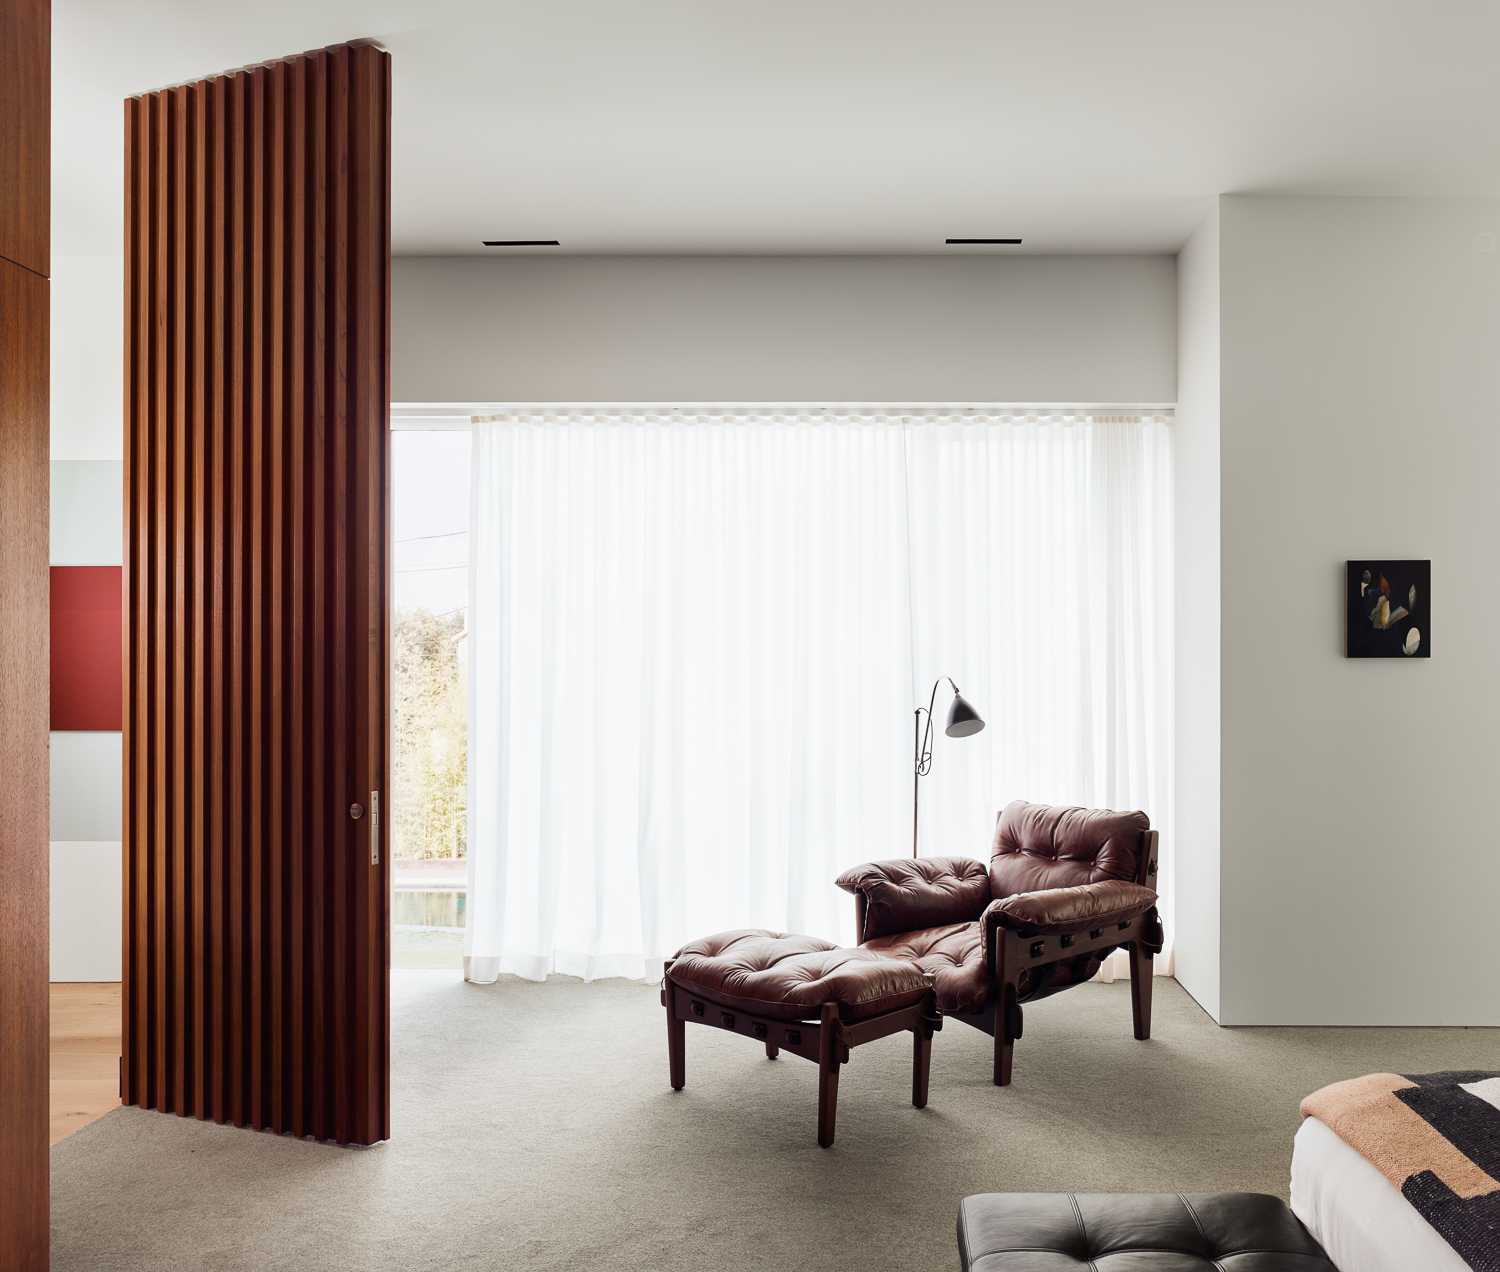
[834,856,991,940]
[984,880,1158,937]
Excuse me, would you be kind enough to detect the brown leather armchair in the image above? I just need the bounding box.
[835,800,1163,1086]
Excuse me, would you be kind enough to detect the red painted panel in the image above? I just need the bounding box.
[49,565,123,730]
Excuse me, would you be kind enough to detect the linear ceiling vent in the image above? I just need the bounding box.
[481,239,560,247]
[946,238,1023,245]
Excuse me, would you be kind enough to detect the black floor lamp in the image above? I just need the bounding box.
[912,677,985,857]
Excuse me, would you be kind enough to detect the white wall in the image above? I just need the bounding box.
[51,253,126,981]
[49,842,122,982]
[1172,210,1221,1021]
[1217,195,1500,1024]
[52,254,124,461]
[393,255,1177,404]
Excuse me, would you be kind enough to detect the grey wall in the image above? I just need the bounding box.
[392,255,1177,404]
[1172,210,1222,1021]
[1217,195,1500,1025]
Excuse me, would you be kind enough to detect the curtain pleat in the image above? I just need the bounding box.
[464,408,1173,984]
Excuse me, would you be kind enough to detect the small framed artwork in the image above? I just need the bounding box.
[1346,560,1429,658]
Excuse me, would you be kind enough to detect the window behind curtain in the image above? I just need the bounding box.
[463,407,1172,983]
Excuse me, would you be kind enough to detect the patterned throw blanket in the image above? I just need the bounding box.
[1301,1071,1500,1271]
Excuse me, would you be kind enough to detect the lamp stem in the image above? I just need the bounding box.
[912,677,959,857]
[912,707,922,857]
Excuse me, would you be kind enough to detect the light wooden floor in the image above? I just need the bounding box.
[51,982,122,1145]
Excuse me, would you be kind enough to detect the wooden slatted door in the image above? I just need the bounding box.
[122,42,391,1145]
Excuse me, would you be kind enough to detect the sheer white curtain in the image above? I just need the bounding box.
[464,407,1172,984]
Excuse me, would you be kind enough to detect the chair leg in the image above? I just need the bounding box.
[912,1025,932,1109]
[993,1029,1013,1086]
[765,1041,779,1060]
[665,985,685,1090]
[1129,943,1154,1041]
[994,984,1019,1087]
[817,1003,841,1148]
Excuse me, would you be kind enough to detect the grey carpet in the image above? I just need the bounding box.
[51,974,1498,1271]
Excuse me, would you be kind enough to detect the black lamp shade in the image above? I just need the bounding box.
[945,692,985,738]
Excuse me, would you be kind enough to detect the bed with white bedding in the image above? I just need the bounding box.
[1292,1115,1470,1272]
[1296,1070,1500,1272]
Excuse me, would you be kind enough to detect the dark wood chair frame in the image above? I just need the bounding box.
[662,968,942,1148]
[850,830,1163,1088]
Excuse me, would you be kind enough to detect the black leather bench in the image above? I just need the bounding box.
[958,1192,1338,1270]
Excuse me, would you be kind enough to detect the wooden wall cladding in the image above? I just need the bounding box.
[0,256,50,1272]
[0,0,50,1264]
[0,0,50,275]
[123,43,392,1146]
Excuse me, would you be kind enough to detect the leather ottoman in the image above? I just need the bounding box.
[958,1192,1338,1270]
[663,928,940,1147]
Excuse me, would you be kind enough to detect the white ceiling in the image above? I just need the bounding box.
[54,0,1500,257]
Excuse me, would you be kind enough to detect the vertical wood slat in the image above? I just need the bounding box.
[328,43,351,1147]
[120,91,134,1117]
[189,79,209,1123]
[307,48,329,1140]
[170,84,190,1118]
[286,54,308,1140]
[267,58,287,1138]
[208,73,228,1127]
[226,66,246,1130]
[152,89,170,1113]
[247,60,266,1134]
[130,92,153,1111]
[352,42,391,1138]
[122,43,391,1146]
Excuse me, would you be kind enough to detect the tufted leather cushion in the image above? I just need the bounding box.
[862,921,990,1014]
[958,1192,1337,1271]
[990,801,1150,899]
[667,929,931,1023]
[834,855,991,940]
[986,880,1158,936]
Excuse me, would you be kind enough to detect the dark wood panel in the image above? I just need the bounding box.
[0,256,50,1270]
[0,1,50,1263]
[123,43,391,1146]
[0,0,49,275]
